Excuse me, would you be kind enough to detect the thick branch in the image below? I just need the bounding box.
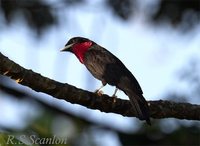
[0,83,119,131]
[0,52,200,120]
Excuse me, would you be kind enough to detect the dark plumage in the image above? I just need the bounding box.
[61,37,151,125]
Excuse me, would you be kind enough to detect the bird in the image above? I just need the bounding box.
[61,37,151,125]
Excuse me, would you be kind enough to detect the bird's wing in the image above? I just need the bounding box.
[83,45,115,81]
[84,45,143,94]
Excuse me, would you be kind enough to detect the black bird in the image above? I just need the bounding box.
[61,37,151,125]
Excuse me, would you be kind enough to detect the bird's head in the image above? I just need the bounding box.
[61,37,94,63]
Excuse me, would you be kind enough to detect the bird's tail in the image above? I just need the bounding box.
[126,91,151,125]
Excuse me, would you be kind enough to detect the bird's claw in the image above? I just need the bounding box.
[95,90,104,96]
[112,95,117,103]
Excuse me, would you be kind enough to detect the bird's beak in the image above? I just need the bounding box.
[60,43,74,52]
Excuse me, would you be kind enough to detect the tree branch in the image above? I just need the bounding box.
[0,83,121,132]
[0,52,200,121]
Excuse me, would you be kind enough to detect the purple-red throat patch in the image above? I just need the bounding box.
[72,41,93,63]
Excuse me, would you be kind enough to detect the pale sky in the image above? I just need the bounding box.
[0,1,200,145]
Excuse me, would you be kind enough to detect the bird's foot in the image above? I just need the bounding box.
[94,90,104,96]
[112,95,117,103]
[111,88,118,103]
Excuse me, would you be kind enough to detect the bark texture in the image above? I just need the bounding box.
[0,52,199,121]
